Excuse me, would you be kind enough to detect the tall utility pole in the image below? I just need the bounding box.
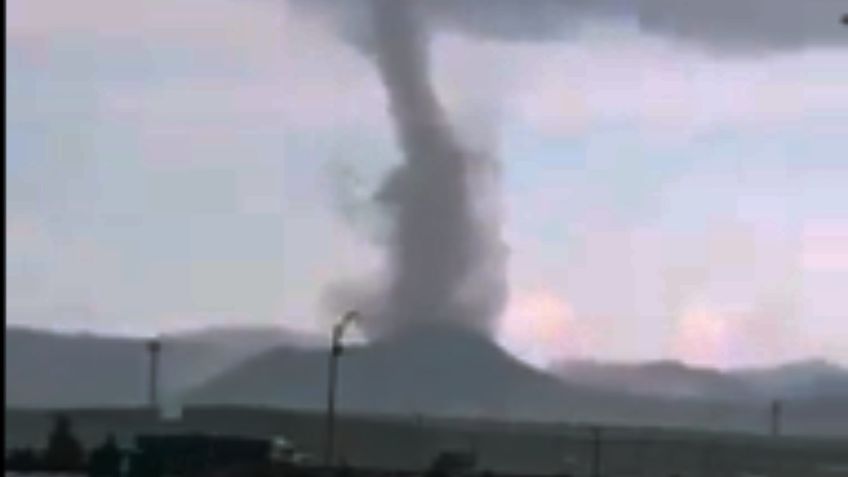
[324,311,358,468]
[146,338,161,409]
[590,426,602,477]
[770,400,783,437]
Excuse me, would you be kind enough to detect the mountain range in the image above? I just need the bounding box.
[553,358,848,402]
[5,324,322,408]
[6,325,848,435]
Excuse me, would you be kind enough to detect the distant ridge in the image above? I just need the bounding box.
[5,325,322,408]
[184,324,848,434]
[186,324,584,418]
[553,358,848,401]
[7,324,848,435]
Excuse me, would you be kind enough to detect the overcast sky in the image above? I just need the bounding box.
[7,0,848,369]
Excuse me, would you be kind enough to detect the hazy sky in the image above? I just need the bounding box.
[7,0,848,369]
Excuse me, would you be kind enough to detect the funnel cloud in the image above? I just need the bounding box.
[361,0,508,337]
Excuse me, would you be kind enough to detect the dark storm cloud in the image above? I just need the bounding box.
[288,0,848,54]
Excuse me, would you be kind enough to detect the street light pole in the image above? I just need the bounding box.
[590,426,602,477]
[325,334,341,467]
[146,338,161,410]
[324,311,358,468]
[770,399,783,437]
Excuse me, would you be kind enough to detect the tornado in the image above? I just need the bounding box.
[365,0,508,337]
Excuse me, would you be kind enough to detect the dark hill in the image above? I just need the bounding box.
[9,325,848,435]
[553,358,848,401]
[5,325,320,408]
[185,325,778,431]
[187,325,575,417]
[736,359,848,398]
[554,360,758,401]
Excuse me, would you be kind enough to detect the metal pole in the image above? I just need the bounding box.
[702,439,714,477]
[323,311,358,469]
[771,400,782,437]
[590,426,602,477]
[325,329,340,467]
[147,339,161,409]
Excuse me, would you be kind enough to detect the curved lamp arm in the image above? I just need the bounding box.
[331,311,359,356]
